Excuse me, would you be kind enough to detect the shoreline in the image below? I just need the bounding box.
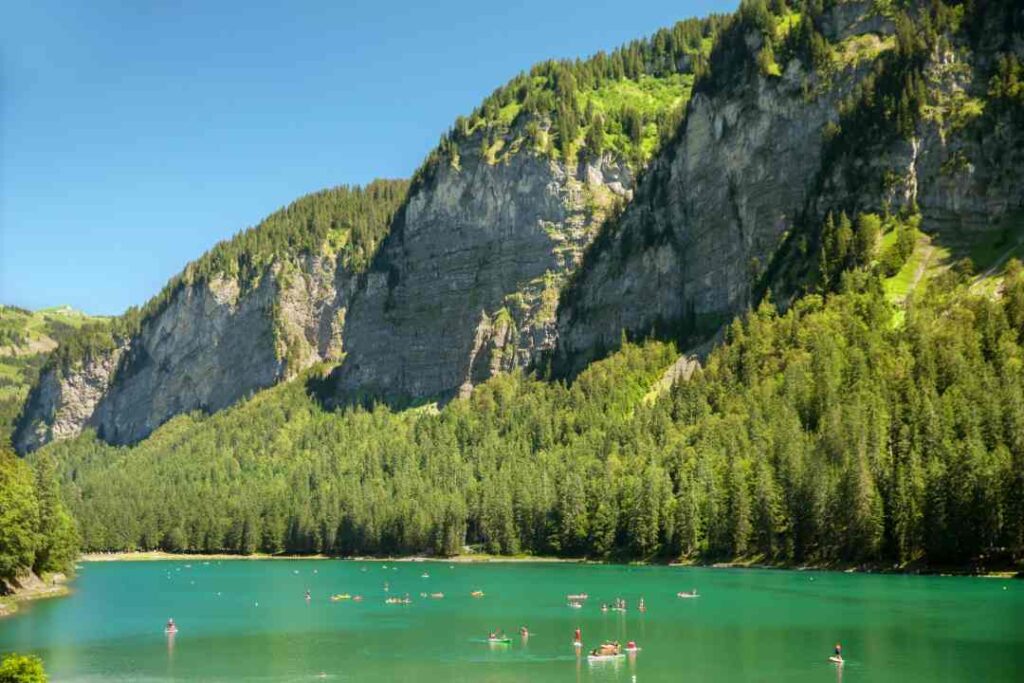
[0,573,71,618]
[79,551,579,564]
[78,551,1021,577]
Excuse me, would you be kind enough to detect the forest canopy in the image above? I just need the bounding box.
[38,262,1024,568]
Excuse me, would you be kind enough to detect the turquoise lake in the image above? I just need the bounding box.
[0,560,1021,681]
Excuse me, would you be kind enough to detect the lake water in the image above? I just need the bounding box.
[0,560,1021,682]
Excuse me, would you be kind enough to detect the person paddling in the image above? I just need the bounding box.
[832,642,844,664]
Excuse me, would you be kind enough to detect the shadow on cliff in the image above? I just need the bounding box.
[305,363,454,415]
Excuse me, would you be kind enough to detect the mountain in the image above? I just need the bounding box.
[14,181,408,451]
[9,0,1024,568]
[14,14,722,449]
[16,1,1024,455]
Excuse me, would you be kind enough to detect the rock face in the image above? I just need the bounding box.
[14,346,125,453]
[15,255,352,450]
[556,52,853,373]
[332,140,632,403]
[556,4,1024,375]
[14,137,634,450]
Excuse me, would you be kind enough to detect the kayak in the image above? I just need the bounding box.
[677,592,699,599]
[471,590,485,598]
[164,627,178,634]
[587,653,625,662]
[330,594,351,601]
[488,637,512,644]
[829,656,844,665]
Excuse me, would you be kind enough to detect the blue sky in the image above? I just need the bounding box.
[2,0,733,315]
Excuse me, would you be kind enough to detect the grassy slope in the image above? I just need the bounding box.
[582,73,695,162]
[883,211,1024,308]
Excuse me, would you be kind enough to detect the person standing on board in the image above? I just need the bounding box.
[573,627,582,646]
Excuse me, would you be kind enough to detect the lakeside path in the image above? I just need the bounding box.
[78,552,1021,576]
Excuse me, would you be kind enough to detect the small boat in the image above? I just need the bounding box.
[421,572,430,578]
[829,656,844,665]
[566,593,589,600]
[567,601,583,609]
[677,591,699,599]
[330,593,352,601]
[430,592,444,599]
[587,653,625,662]
[385,596,411,605]
[471,590,485,598]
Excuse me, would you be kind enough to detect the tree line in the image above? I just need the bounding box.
[420,12,726,177]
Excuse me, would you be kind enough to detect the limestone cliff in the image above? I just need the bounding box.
[14,256,353,450]
[332,130,632,403]
[555,1,1024,375]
